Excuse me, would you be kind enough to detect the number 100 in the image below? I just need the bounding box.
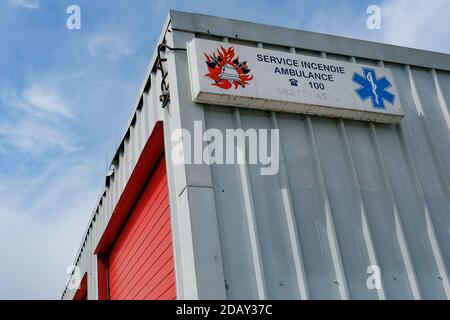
[308,82,325,90]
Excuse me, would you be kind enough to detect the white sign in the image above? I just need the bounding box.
[187,38,404,123]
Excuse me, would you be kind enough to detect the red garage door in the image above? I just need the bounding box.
[108,156,176,300]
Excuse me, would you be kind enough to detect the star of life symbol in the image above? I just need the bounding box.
[352,67,395,109]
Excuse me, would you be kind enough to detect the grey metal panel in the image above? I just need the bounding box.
[204,106,262,299]
[391,66,450,276]
[201,49,450,299]
[304,116,379,299]
[240,109,305,299]
[345,120,416,298]
[204,105,450,299]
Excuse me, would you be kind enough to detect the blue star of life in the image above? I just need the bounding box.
[352,67,395,109]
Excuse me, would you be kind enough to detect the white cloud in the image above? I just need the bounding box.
[1,89,29,113]
[299,0,450,54]
[23,85,73,119]
[380,0,450,53]
[0,78,105,299]
[0,160,102,299]
[88,34,132,61]
[0,85,77,155]
[0,119,76,154]
[8,0,39,10]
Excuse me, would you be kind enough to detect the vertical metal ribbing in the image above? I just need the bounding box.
[87,230,93,300]
[394,64,450,298]
[125,138,131,185]
[358,61,422,299]
[91,232,98,300]
[123,142,129,191]
[233,108,267,299]
[406,65,450,200]
[102,191,107,236]
[104,194,109,235]
[116,153,121,200]
[102,200,106,239]
[338,119,387,299]
[135,108,143,160]
[110,176,116,220]
[94,207,99,250]
[366,61,422,299]
[427,69,450,297]
[108,170,114,220]
[316,51,349,299]
[142,83,151,142]
[131,123,138,169]
[91,222,97,299]
[101,199,106,240]
[263,43,310,300]
[271,111,310,300]
[128,126,135,173]
[369,122,421,299]
[109,172,115,220]
[228,38,267,299]
[396,124,450,298]
[122,139,129,189]
[431,69,450,134]
[430,69,450,196]
[306,113,349,299]
[346,57,386,299]
[119,149,125,197]
[93,231,98,300]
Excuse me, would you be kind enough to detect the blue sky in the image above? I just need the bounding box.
[0,0,449,299]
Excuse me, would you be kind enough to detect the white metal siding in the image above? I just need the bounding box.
[203,62,450,299]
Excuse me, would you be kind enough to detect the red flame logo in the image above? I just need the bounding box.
[204,46,253,89]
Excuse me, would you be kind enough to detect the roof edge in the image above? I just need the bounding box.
[169,10,450,72]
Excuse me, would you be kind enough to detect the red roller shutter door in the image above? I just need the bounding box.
[108,156,176,300]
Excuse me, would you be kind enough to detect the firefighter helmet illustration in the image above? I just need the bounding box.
[204,46,253,89]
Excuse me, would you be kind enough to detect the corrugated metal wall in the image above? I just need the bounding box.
[202,39,450,299]
[62,11,450,300]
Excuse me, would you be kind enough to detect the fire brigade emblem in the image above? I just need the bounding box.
[204,46,253,89]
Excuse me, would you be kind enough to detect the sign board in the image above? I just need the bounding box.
[187,38,404,123]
